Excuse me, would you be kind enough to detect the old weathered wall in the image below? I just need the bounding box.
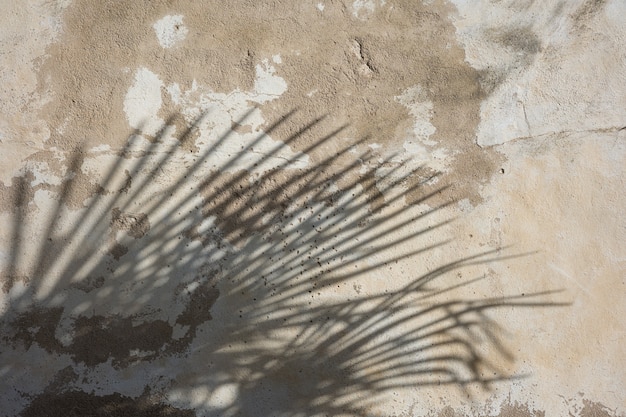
[0,1,624,416]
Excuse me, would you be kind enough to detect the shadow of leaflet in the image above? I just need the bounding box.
[0,110,567,417]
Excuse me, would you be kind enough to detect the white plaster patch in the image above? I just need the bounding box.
[22,154,65,187]
[448,0,626,146]
[317,2,325,12]
[254,59,288,98]
[135,58,305,173]
[167,82,183,106]
[402,140,427,156]
[352,0,387,19]
[153,15,188,48]
[352,0,376,19]
[395,85,437,144]
[119,58,303,177]
[89,144,112,153]
[393,85,450,171]
[457,198,474,213]
[123,67,165,137]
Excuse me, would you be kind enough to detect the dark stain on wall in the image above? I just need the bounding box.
[70,315,173,367]
[571,0,608,29]
[492,26,542,56]
[176,284,220,327]
[5,296,219,369]
[20,391,195,417]
[5,307,64,353]
[580,399,620,417]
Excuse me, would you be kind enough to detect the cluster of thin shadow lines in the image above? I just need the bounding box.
[0,110,565,417]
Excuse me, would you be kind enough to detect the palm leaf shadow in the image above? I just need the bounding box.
[0,110,567,417]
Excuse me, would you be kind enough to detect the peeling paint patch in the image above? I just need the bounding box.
[124,67,165,137]
[253,59,288,98]
[352,0,376,19]
[395,85,437,145]
[448,0,626,146]
[129,60,303,173]
[153,15,188,49]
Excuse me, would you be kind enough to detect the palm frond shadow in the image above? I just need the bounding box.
[0,110,566,417]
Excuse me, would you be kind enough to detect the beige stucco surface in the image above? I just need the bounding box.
[0,1,624,416]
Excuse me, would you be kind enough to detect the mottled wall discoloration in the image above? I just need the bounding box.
[0,0,624,416]
[31,0,504,205]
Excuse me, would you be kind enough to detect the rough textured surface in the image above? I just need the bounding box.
[0,1,624,416]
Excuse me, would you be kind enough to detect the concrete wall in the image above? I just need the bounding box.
[1,1,624,416]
